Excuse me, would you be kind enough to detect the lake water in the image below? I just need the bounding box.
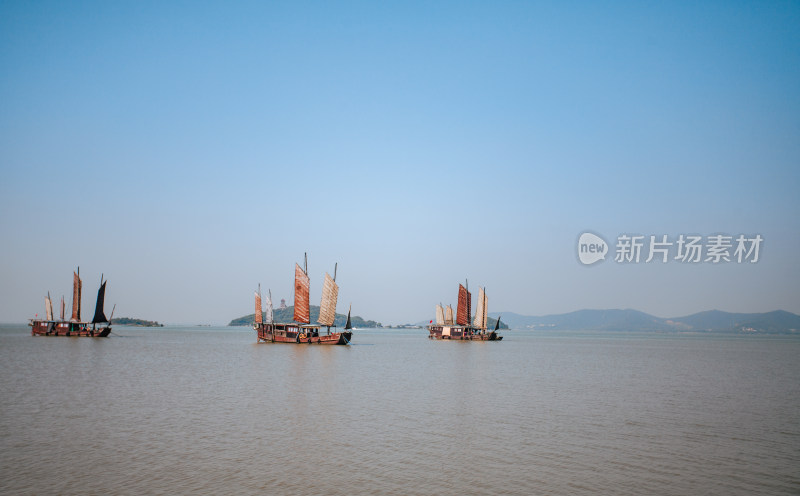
[1,325,798,495]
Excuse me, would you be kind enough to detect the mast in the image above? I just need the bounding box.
[254,284,263,325]
[293,256,310,324]
[60,296,65,321]
[91,274,108,324]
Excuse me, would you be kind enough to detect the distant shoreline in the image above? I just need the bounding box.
[112,317,164,327]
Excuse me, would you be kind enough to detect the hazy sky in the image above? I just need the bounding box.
[2,1,798,325]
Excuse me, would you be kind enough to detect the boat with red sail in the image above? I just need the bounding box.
[428,281,503,341]
[29,268,114,337]
[254,254,352,345]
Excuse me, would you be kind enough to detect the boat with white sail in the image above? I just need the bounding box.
[428,282,502,341]
[254,254,352,345]
[29,268,113,337]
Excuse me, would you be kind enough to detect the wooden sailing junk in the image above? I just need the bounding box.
[428,281,503,341]
[254,254,353,345]
[29,268,113,337]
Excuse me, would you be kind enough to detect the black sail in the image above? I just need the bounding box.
[494,315,501,331]
[92,281,108,324]
[345,308,352,330]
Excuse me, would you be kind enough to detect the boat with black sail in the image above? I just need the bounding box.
[428,281,502,341]
[29,268,114,337]
[254,254,352,345]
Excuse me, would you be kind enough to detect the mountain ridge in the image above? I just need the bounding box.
[487,309,800,333]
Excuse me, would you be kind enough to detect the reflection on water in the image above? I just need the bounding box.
[1,325,799,495]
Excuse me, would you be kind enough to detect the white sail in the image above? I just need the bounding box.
[435,304,444,325]
[473,287,487,329]
[445,305,454,325]
[265,289,274,324]
[45,293,53,321]
[318,272,339,326]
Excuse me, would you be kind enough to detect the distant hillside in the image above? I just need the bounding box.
[494,309,673,332]
[112,317,163,327]
[229,305,380,328]
[488,309,800,334]
[669,310,800,333]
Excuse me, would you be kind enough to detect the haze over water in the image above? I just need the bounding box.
[1,325,798,495]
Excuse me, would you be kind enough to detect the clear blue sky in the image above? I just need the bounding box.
[1,1,798,325]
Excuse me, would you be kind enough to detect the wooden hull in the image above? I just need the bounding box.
[30,320,111,337]
[255,323,352,345]
[427,325,502,341]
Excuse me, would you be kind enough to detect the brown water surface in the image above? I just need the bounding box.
[1,325,798,495]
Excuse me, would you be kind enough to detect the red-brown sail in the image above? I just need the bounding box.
[456,283,471,326]
[254,290,263,325]
[71,271,82,322]
[293,263,310,324]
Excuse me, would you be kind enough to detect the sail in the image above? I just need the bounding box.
[45,293,53,320]
[293,263,310,324]
[445,305,454,325]
[494,315,501,331]
[254,290,263,325]
[456,284,471,326]
[92,280,108,324]
[345,304,352,330]
[473,287,487,329]
[71,271,82,322]
[318,272,339,326]
[467,287,472,326]
[435,304,444,325]
[265,290,273,324]
[482,288,487,329]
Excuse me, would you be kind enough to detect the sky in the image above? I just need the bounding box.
[1,1,798,325]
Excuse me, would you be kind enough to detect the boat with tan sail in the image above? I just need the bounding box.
[428,281,502,341]
[29,268,114,337]
[254,254,352,345]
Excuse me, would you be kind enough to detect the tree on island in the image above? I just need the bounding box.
[112,317,164,327]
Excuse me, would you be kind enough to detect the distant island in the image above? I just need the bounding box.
[229,305,381,328]
[487,309,800,334]
[112,317,164,327]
